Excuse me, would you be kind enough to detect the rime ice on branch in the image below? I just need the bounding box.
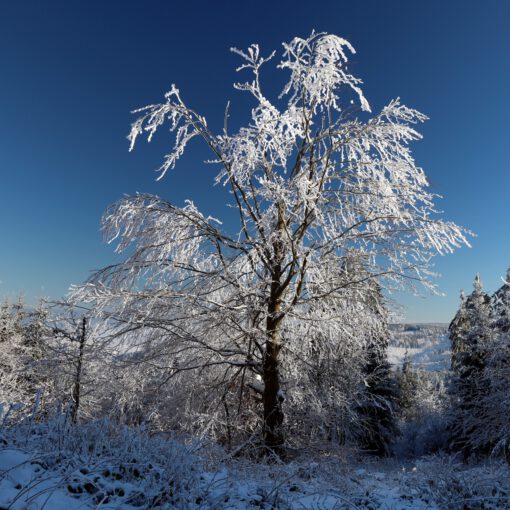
[75,32,470,455]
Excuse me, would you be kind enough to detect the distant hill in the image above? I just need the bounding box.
[388,323,450,372]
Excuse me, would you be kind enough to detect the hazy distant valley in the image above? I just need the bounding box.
[389,323,451,372]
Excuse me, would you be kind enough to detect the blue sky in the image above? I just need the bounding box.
[0,0,509,322]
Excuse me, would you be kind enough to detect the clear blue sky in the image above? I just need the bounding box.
[1,0,509,322]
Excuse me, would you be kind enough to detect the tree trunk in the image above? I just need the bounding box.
[262,292,284,456]
[262,206,287,456]
[71,317,86,424]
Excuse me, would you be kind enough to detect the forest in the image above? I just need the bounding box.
[1,32,509,509]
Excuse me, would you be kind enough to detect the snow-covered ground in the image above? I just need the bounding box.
[3,325,509,510]
[2,446,509,509]
[1,419,509,509]
[388,324,451,372]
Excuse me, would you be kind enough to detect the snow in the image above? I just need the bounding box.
[1,422,509,509]
[0,449,86,510]
[388,324,451,371]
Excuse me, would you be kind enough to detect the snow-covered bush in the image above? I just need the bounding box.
[0,299,50,413]
[413,457,510,510]
[0,412,202,508]
[395,365,450,458]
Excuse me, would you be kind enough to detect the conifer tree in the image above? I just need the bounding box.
[471,269,510,458]
[449,274,492,457]
[397,351,418,418]
[354,280,400,456]
[491,268,510,333]
[449,290,469,371]
[478,331,510,459]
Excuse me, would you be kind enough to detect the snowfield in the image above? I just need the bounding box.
[388,324,451,372]
[1,420,510,510]
[1,323,509,509]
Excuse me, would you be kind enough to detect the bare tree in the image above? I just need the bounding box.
[42,302,121,423]
[52,313,88,423]
[75,32,469,455]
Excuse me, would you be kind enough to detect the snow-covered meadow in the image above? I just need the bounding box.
[2,417,510,509]
[388,324,451,372]
[1,324,509,510]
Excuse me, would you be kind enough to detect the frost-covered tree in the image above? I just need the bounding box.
[75,32,468,454]
[447,270,510,459]
[0,299,26,406]
[0,299,49,411]
[449,275,491,371]
[49,307,92,423]
[356,330,399,456]
[41,303,132,423]
[449,289,469,371]
[449,274,493,457]
[284,255,392,450]
[397,351,418,417]
[491,268,510,333]
[480,269,510,458]
[477,332,510,459]
[346,267,399,456]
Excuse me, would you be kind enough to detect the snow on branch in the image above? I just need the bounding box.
[75,32,472,455]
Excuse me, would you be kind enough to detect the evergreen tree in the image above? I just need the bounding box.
[472,269,510,459]
[471,332,510,460]
[491,268,510,333]
[449,274,492,457]
[449,290,469,371]
[397,351,418,418]
[355,280,400,456]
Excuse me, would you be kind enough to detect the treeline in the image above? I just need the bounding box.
[394,270,510,461]
[1,270,509,462]
[0,284,402,458]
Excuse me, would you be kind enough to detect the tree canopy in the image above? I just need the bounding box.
[75,32,469,455]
